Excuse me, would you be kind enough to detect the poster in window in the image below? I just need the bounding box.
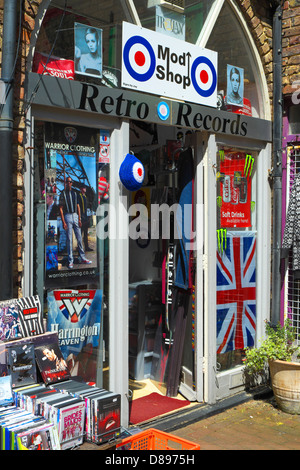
[47,289,102,384]
[217,231,256,354]
[74,22,103,78]
[218,151,253,228]
[33,51,75,80]
[226,65,244,107]
[44,123,98,288]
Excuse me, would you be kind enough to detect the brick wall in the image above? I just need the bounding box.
[1,0,44,297]
[282,0,300,96]
[238,0,274,104]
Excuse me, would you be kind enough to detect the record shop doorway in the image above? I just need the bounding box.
[127,120,203,424]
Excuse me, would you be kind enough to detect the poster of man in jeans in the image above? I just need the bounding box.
[44,123,97,287]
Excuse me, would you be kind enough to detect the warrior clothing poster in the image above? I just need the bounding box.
[218,151,253,228]
[44,123,98,288]
[217,231,256,354]
[47,289,102,383]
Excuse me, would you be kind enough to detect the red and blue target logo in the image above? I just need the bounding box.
[123,35,156,82]
[123,30,217,102]
[191,56,217,98]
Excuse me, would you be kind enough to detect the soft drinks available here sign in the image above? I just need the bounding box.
[218,151,253,228]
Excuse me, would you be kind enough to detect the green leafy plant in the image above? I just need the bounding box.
[244,319,300,378]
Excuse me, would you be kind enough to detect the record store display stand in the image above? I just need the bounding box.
[0,330,121,450]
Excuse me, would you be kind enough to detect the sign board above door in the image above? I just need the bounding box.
[121,22,218,108]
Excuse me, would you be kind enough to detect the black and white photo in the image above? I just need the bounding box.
[74,22,103,78]
[226,65,244,106]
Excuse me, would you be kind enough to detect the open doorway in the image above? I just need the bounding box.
[128,120,196,424]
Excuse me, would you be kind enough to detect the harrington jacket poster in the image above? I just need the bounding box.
[47,289,102,383]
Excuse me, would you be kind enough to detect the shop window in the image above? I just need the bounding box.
[283,146,300,345]
[132,0,215,43]
[206,2,262,118]
[128,123,196,397]
[32,1,217,87]
[289,106,300,135]
[33,1,131,87]
[216,147,257,372]
[33,121,110,388]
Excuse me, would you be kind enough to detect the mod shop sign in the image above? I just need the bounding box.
[122,22,218,108]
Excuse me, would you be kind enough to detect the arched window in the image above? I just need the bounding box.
[33,1,269,119]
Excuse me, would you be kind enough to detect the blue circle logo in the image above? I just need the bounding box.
[123,35,156,82]
[157,102,170,121]
[191,56,217,98]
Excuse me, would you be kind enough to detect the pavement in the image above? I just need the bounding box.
[78,388,300,451]
[170,393,300,450]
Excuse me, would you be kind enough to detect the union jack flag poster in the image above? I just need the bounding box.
[217,232,256,354]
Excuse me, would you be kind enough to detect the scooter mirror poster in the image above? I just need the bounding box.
[44,123,98,288]
[47,289,102,383]
[217,151,253,228]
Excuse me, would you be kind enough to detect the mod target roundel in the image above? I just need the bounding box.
[191,56,217,98]
[123,35,156,82]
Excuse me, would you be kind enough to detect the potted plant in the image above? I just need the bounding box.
[244,319,300,414]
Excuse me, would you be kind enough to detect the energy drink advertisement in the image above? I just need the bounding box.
[218,151,253,228]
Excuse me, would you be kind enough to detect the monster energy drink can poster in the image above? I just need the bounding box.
[47,289,102,383]
[44,122,98,288]
[218,151,253,228]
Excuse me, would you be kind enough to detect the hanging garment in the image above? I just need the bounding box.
[281,173,300,277]
[174,148,195,290]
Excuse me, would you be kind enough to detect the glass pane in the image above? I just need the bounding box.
[33,1,130,86]
[216,147,257,372]
[206,3,261,118]
[128,123,196,397]
[33,0,217,85]
[132,0,217,43]
[33,121,110,389]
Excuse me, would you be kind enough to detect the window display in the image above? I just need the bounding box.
[216,147,257,372]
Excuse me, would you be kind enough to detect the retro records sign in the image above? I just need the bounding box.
[122,22,218,108]
[47,289,102,383]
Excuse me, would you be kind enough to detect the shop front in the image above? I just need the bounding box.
[23,0,272,427]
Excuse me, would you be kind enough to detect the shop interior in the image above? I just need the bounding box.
[128,120,196,412]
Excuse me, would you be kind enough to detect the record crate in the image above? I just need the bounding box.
[115,428,200,450]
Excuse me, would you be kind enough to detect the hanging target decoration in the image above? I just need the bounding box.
[123,35,156,82]
[119,153,145,191]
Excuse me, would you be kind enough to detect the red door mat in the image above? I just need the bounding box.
[129,392,190,424]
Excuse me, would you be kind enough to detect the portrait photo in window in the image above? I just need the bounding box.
[226,65,244,106]
[74,22,103,78]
